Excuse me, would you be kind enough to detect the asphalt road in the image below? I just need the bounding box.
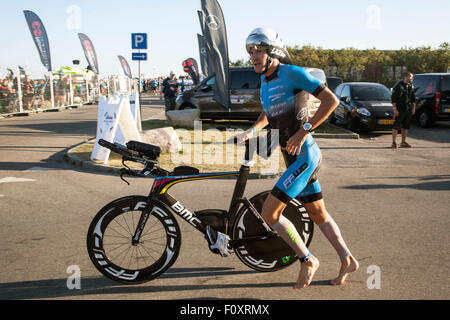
[0,94,449,301]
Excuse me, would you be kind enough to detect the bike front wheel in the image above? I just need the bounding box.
[86,196,181,284]
[230,191,314,272]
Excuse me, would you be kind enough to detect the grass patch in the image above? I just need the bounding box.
[73,119,348,174]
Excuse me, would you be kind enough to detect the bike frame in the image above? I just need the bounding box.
[131,161,275,247]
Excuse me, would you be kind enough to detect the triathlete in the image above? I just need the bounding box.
[234,28,359,289]
[151,79,159,95]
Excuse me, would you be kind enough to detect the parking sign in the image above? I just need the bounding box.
[131,33,147,50]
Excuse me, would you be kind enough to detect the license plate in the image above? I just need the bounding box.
[378,119,394,125]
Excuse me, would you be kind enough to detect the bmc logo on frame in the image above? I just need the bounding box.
[171,202,202,227]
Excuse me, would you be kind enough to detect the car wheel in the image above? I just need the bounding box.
[346,114,358,132]
[419,110,434,128]
[329,112,336,124]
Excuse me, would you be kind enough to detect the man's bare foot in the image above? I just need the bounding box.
[293,255,320,289]
[330,255,359,285]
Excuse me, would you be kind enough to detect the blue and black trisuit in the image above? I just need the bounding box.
[259,64,326,204]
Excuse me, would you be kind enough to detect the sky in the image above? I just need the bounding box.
[1,0,449,79]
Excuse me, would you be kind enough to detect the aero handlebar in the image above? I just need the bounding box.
[98,139,157,166]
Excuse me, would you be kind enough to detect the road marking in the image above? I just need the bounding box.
[0,177,36,184]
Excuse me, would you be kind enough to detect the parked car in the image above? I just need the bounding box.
[304,68,327,116]
[175,67,260,120]
[175,66,327,120]
[411,73,450,127]
[329,82,395,132]
[326,76,343,93]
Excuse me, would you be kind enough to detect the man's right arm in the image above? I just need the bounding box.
[230,111,268,144]
[252,111,269,133]
[391,83,400,116]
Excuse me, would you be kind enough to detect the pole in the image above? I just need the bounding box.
[17,67,23,113]
[69,74,74,105]
[85,77,89,103]
[138,50,142,129]
[49,72,55,109]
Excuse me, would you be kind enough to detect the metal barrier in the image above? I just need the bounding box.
[1,67,139,115]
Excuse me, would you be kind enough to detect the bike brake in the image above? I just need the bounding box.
[119,168,130,185]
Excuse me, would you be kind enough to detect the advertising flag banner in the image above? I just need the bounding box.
[78,33,99,74]
[197,10,215,77]
[199,0,230,109]
[23,10,52,71]
[182,58,200,85]
[197,34,213,77]
[118,55,132,79]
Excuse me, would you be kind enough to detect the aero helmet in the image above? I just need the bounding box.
[245,27,291,65]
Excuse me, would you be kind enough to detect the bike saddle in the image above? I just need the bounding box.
[172,166,200,176]
[126,141,161,160]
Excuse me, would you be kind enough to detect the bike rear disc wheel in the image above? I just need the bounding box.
[230,191,314,272]
[86,196,181,284]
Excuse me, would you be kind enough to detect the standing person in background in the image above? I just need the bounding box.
[151,79,159,95]
[36,79,46,104]
[391,72,416,148]
[179,76,185,93]
[22,75,34,110]
[160,71,179,114]
[55,75,64,106]
[0,79,10,113]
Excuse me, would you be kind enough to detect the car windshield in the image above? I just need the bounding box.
[441,76,450,93]
[351,85,391,101]
[206,76,215,87]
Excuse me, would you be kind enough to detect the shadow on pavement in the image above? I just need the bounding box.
[0,267,332,299]
[343,174,450,191]
[0,148,115,179]
[1,121,97,136]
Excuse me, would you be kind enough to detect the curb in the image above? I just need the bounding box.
[64,140,124,175]
[313,123,360,139]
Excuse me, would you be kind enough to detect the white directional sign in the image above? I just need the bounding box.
[132,52,147,61]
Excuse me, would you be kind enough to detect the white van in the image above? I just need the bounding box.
[304,67,327,117]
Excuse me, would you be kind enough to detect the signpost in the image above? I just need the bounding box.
[131,33,148,130]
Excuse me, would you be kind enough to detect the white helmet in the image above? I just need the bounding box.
[245,27,291,64]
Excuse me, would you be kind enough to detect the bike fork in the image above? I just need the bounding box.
[131,199,155,246]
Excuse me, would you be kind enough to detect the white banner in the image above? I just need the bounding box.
[114,94,142,146]
[91,94,142,164]
[91,96,121,163]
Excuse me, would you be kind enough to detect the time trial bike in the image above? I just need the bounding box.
[86,138,314,284]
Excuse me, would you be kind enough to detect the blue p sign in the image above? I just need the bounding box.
[132,33,147,50]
